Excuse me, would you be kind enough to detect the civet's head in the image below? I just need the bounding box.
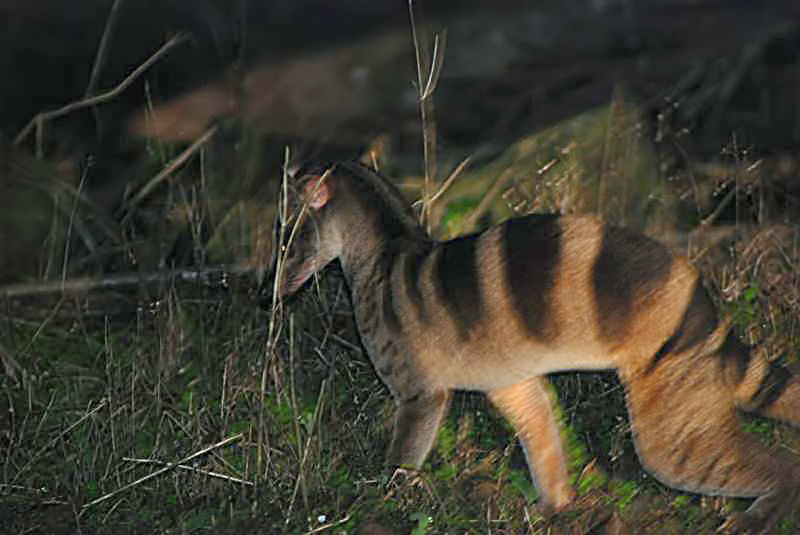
[271,161,426,299]
[272,166,342,298]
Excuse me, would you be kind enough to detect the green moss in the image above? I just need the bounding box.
[409,512,432,535]
[611,480,640,510]
[435,419,457,461]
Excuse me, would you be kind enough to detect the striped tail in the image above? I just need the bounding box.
[642,278,800,426]
[723,331,800,426]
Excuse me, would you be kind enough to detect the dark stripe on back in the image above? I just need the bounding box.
[337,162,426,242]
[332,162,430,335]
[503,215,561,341]
[645,282,718,375]
[436,234,483,340]
[593,226,674,341]
[404,243,434,323]
[750,363,791,410]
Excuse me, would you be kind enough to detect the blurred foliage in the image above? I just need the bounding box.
[434,92,665,238]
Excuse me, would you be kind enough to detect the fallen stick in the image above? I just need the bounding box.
[81,433,244,510]
[0,265,254,299]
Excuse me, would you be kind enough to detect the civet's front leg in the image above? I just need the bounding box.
[388,389,451,469]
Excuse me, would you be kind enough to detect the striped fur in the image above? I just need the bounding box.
[276,162,800,534]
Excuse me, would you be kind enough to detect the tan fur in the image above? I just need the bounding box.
[488,377,574,508]
[276,162,800,534]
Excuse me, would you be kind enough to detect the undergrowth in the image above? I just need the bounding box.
[2,73,800,535]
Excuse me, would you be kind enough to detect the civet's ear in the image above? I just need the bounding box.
[302,175,332,210]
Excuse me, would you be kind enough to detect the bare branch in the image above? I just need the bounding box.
[0,264,251,299]
[14,33,188,151]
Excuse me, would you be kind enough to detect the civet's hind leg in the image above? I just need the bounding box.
[488,376,574,510]
[387,389,451,469]
[623,354,799,534]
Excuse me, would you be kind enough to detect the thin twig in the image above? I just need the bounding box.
[413,155,471,209]
[123,125,217,219]
[0,484,49,494]
[84,0,125,98]
[698,186,738,230]
[60,163,89,288]
[302,514,352,535]
[14,33,188,151]
[84,0,126,136]
[81,433,244,510]
[121,457,254,486]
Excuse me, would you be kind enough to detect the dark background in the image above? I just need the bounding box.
[2,0,799,154]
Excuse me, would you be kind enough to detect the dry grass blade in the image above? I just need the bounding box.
[11,398,109,485]
[302,514,352,534]
[81,433,244,511]
[270,166,334,303]
[464,168,515,232]
[285,376,329,525]
[407,0,441,233]
[412,155,471,209]
[257,148,308,480]
[14,33,188,155]
[121,457,254,486]
[60,162,89,285]
[420,31,447,101]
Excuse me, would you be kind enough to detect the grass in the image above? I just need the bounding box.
[2,77,800,535]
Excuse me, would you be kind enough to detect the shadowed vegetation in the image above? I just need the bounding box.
[3,105,800,534]
[2,19,800,531]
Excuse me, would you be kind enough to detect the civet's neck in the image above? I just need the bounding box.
[329,163,430,293]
